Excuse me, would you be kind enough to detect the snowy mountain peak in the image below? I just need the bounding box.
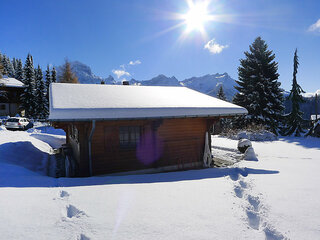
[140,74,180,86]
[303,89,320,98]
[181,73,237,100]
[56,61,237,100]
[56,61,107,84]
[71,61,93,76]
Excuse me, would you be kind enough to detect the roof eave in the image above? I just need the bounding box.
[49,112,247,122]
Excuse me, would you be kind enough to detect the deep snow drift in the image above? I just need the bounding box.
[0,126,319,240]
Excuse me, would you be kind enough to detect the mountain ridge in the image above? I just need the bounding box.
[56,61,238,101]
[56,61,320,103]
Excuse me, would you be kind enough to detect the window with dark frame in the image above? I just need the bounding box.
[119,126,141,148]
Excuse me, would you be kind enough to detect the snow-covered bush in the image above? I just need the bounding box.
[238,139,252,153]
[221,124,278,141]
[243,147,258,161]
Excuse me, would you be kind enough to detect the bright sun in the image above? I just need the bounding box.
[183,1,211,33]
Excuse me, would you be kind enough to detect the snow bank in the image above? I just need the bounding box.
[27,123,66,136]
[0,141,50,175]
[0,127,65,175]
[243,147,258,161]
[30,133,66,149]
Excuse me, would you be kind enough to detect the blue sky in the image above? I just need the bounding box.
[1,0,319,92]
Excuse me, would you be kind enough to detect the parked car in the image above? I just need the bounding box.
[5,117,33,130]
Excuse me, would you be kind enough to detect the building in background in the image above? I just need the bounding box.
[0,77,25,117]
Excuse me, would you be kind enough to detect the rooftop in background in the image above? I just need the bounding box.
[0,77,24,88]
[311,115,320,121]
[49,83,247,121]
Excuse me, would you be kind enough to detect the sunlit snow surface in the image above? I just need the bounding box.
[0,127,319,240]
[49,83,247,120]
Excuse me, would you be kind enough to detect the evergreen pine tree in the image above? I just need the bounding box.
[0,54,3,79]
[217,85,226,101]
[12,58,17,72]
[51,66,57,83]
[21,54,36,118]
[315,94,318,121]
[233,37,284,133]
[15,59,24,81]
[284,49,305,136]
[0,61,6,98]
[34,65,46,119]
[6,57,15,78]
[59,60,78,83]
[45,65,52,90]
[1,54,9,76]
[216,85,228,132]
[44,65,52,118]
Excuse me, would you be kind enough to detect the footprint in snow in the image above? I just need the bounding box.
[66,204,87,218]
[264,225,287,240]
[239,180,248,189]
[60,190,70,198]
[234,185,243,198]
[246,209,260,230]
[247,195,260,212]
[230,172,239,181]
[77,234,91,240]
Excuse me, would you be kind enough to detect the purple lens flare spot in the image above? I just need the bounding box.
[136,130,163,165]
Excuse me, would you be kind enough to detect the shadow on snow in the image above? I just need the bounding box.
[0,166,279,188]
[0,141,49,176]
[280,136,320,150]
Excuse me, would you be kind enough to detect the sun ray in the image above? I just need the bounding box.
[140,21,186,43]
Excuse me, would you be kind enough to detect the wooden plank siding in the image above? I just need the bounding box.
[91,118,215,175]
[53,117,218,176]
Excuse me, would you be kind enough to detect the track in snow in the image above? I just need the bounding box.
[230,168,288,240]
[54,189,92,240]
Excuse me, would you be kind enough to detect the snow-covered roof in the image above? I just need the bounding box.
[311,115,320,121]
[0,78,24,88]
[49,83,247,121]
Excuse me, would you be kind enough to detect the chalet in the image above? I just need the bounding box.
[0,77,25,117]
[314,121,320,137]
[307,116,320,137]
[49,83,247,176]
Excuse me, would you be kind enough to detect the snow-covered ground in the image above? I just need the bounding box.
[0,126,319,240]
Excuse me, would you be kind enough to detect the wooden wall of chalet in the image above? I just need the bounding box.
[54,117,216,176]
[91,118,214,175]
